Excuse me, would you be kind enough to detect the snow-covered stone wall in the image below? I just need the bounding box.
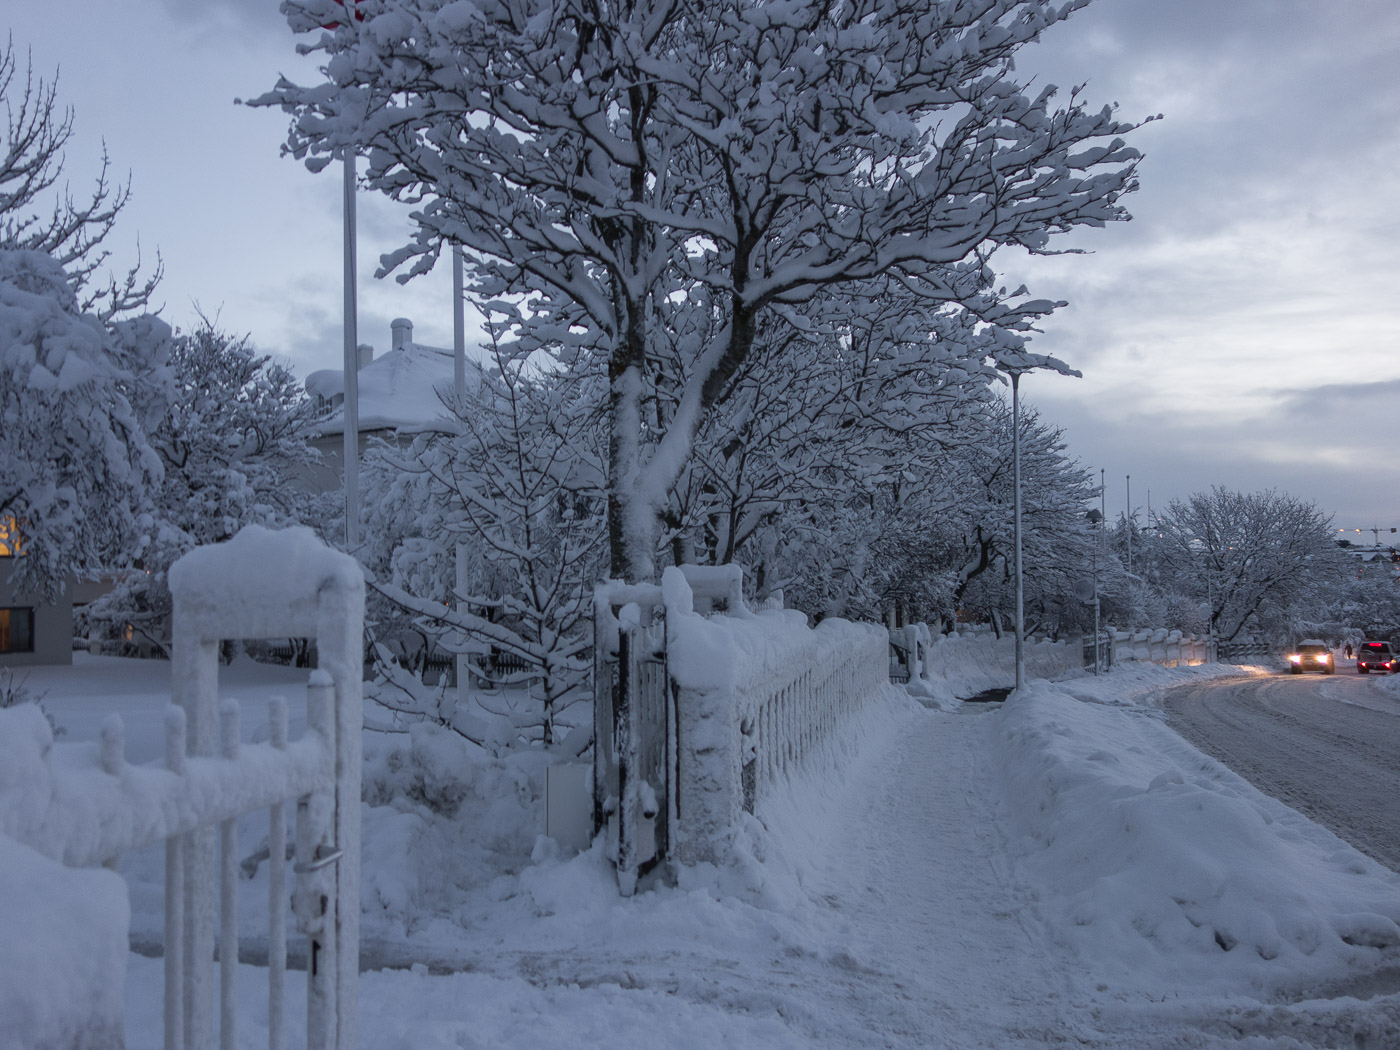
[913,628,1081,690]
[900,625,1213,699]
[663,567,888,866]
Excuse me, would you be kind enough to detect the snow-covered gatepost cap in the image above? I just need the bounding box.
[168,525,363,641]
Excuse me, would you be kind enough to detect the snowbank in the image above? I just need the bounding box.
[994,673,1400,993]
[0,833,128,1050]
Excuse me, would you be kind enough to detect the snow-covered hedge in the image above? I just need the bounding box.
[663,568,888,866]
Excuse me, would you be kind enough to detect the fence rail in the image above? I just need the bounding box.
[0,526,363,1050]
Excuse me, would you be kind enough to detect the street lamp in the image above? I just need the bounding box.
[994,350,1080,691]
[1086,508,1103,674]
[994,366,1029,691]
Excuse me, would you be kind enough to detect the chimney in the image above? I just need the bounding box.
[357,344,374,370]
[391,317,413,350]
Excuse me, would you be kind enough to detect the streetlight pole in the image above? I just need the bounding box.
[342,152,360,550]
[1091,518,1101,676]
[453,244,470,708]
[1012,370,1024,692]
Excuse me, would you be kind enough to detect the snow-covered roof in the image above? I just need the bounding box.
[306,322,483,437]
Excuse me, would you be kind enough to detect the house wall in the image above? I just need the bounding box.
[0,568,74,667]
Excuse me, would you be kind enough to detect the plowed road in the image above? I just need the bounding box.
[1163,667,1400,870]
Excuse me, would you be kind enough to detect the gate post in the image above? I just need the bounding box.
[169,525,362,1048]
[593,584,670,895]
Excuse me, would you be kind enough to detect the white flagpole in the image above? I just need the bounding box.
[342,152,360,550]
[453,244,469,706]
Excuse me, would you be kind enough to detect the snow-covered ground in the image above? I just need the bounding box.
[10,652,1400,1048]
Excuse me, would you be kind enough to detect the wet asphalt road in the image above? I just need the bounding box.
[1163,665,1400,871]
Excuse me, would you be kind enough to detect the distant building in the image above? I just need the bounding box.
[1334,538,1400,579]
[1,518,112,667]
[302,317,483,491]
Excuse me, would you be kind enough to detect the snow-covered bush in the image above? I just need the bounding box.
[0,247,172,598]
[359,720,549,932]
[86,322,327,656]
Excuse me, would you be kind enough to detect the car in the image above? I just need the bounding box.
[1287,640,1334,674]
[1357,640,1398,674]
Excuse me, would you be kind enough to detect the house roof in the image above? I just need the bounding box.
[306,338,482,437]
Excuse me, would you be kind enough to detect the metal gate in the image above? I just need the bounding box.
[593,594,675,895]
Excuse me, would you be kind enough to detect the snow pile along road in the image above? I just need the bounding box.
[995,672,1400,998]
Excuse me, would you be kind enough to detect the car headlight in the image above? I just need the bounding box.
[1319,653,1331,661]
[1288,654,1301,663]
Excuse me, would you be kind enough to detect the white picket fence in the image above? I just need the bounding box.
[0,526,363,1050]
[663,566,890,866]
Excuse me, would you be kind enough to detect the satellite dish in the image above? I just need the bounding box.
[1072,578,1095,602]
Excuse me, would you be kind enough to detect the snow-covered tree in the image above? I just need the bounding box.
[86,323,327,656]
[258,0,1145,583]
[0,247,171,599]
[364,323,607,747]
[1300,552,1400,644]
[1153,488,1341,644]
[668,278,1003,584]
[0,40,159,319]
[934,398,1098,633]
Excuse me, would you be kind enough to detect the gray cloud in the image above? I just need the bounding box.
[1000,0,1400,526]
[154,0,289,41]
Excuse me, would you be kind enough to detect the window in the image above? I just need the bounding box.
[0,517,19,557]
[0,607,34,653]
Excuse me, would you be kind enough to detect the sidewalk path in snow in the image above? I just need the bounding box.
[773,702,1097,1048]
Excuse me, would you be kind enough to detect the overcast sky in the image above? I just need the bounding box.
[9,0,1400,535]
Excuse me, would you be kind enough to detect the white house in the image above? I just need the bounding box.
[0,522,113,667]
[304,317,482,485]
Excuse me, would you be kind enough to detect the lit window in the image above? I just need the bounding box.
[0,607,34,653]
[0,518,19,557]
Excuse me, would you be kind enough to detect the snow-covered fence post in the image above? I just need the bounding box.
[170,525,363,1050]
[593,580,670,896]
[1148,629,1166,665]
[1110,629,1128,665]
